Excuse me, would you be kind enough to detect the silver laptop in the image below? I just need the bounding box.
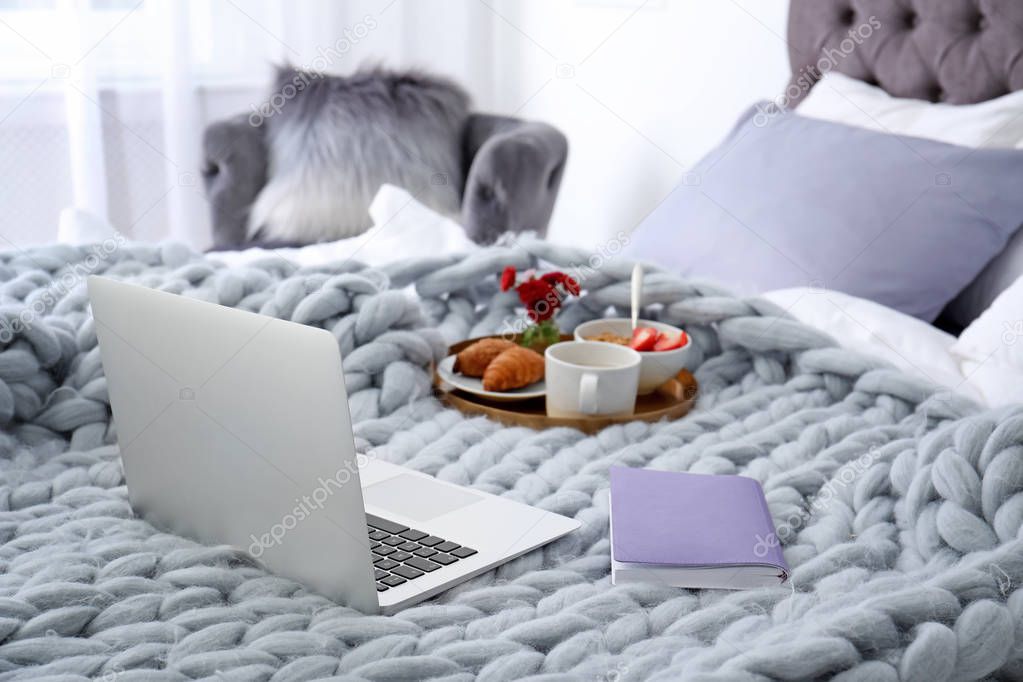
[88,276,578,615]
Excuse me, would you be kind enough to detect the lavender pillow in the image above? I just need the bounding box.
[624,104,1023,321]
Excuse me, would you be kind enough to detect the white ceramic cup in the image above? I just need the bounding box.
[545,341,641,418]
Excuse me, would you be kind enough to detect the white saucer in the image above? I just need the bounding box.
[436,354,546,402]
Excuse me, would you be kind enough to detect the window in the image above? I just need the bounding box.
[0,0,275,89]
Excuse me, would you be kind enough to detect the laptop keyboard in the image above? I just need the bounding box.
[366,514,477,592]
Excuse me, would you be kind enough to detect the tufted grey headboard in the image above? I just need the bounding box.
[786,0,1023,107]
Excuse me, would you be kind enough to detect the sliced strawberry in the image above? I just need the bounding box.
[653,330,688,351]
[629,327,659,352]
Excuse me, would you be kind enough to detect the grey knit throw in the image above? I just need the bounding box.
[0,239,1020,681]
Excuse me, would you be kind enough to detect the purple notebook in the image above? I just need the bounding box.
[609,467,788,589]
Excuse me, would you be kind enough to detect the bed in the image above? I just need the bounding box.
[0,2,1021,681]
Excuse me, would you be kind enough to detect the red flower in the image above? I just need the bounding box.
[516,278,559,322]
[498,266,580,323]
[542,271,580,296]
[528,297,557,322]
[500,266,516,292]
[516,278,552,306]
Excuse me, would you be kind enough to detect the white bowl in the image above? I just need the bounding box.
[574,318,692,394]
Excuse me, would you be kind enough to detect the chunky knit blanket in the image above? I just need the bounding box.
[0,239,1020,682]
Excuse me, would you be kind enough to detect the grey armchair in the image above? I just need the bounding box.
[201,69,567,249]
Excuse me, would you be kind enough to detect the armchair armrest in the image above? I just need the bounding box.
[461,114,568,244]
[201,114,268,249]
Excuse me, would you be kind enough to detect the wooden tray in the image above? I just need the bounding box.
[434,335,698,434]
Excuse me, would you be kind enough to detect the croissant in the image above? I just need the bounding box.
[453,338,515,377]
[482,346,545,392]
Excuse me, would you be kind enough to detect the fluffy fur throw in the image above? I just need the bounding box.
[248,67,469,243]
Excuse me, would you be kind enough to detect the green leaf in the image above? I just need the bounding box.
[520,320,560,350]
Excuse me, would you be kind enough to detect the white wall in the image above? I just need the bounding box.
[489,0,791,250]
[0,0,791,250]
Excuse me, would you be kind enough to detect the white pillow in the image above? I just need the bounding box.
[951,274,1023,371]
[798,72,1023,149]
[763,286,1023,407]
[760,287,979,401]
[949,275,1023,406]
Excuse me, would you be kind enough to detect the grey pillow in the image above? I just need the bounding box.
[624,104,1023,321]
